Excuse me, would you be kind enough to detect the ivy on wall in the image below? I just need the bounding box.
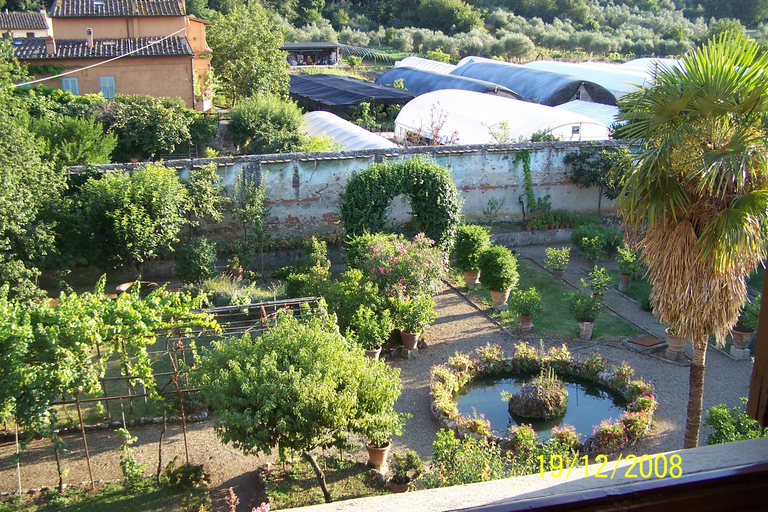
[339,157,462,248]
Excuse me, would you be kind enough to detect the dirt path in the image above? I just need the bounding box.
[0,271,754,510]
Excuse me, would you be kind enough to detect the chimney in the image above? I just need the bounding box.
[86,27,93,48]
[45,35,56,54]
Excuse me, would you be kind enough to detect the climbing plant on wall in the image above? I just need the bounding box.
[339,157,462,248]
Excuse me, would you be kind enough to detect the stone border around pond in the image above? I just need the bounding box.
[430,341,658,455]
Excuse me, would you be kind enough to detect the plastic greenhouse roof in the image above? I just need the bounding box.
[523,60,652,97]
[555,100,620,127]
[451,56,617,106]
[375,67,522,99]
[302,111,398,150]
[394,90,610,145]
[289,74,415,115]
[620,57,683,73]
[394,56,456,74]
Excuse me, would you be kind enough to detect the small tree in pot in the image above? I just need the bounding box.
[389,449,425,492]
[732,293,761,349]
[454,224,492,289]
[544,247,570,282]
[565,291,602,341]
[478,245,519,311]
[390,294,438,349]
[346,305,394,359]
[616,244,643,292]
[509,287,542,331]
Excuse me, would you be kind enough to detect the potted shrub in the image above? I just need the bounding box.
[390,294,438,350]
[347,305,394,360]
[565,292,602,341]
[453,224,492,290]
[616,244,643,292]
[544,247,570,282]
[581,266,612,302]
[478,245,519,311]
[509,287,542,332]
[389,449,425,493]
[732,293,761,350]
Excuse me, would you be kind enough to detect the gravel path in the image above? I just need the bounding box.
[0,247,755,509]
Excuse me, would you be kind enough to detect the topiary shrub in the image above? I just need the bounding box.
[453,224,492,272]
[175,236,218,285]
[340,157,462,248]
[477,245,519,291]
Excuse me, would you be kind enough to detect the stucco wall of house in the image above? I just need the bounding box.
[51,16,186,39]
[31,55,195,107]
[82,141,625,241]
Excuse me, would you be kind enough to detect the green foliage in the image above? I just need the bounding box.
[229,94,305,154]
[481,196,506,227]
[478,245,519,291]
[189,275,265,307]
[453,224,492,272]
[581,266,612,300]
[346,305,394,350]
[29,115,117,167]
[162,457,212,489]
[391,449,425,485]
[704,400,766,445]
[348,232,447,297]
[193,311,407,460]
[186,162,226,226]
[737,293,761,331]
[571,224,621,261]
[425,49,451,62]
[348,101,401,131]
[230,169,269,268]
[324,268,384,332]
[544,246,570,271]
[340,157,462,248]
[208,3,289,104]
[0,98,63,301]
[346,55,363,68]
[285,237,331,298]
[389,293,438,333]
[616,243,643,275]
[509,287,543,317]
[428,429,509,487]
[175,236,218,285]
[117,428,147,493]
[96,94,200,162]
[77,163,188,268]
[565,291,602,322]
[416,0,484,34]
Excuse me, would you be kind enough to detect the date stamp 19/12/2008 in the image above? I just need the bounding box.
[538,453,683,479]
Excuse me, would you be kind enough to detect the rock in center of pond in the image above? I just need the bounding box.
[508,374,568,420]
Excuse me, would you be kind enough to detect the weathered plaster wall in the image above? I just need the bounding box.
[80,140,627,240]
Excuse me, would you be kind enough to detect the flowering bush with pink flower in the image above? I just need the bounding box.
[348,232,448,297]
[592,419,629,452]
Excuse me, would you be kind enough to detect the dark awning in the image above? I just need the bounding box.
[289,74,415,115]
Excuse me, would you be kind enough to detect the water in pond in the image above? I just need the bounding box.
[454,375,626,439]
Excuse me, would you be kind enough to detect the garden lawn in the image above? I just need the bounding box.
[266,455,387,508]
[460,259,642,339]
[607,270,653,306]
[0,483,210,512]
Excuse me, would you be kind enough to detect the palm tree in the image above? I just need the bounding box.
[615,32,768,448]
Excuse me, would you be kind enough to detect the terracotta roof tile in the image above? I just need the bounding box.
[50,0,184,17]
[0,12,48,30]
[14,36,193,59]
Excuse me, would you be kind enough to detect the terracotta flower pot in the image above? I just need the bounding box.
[665,328,686,362]
[730,328,755,350]
[489,289,510,311]
[464,269,481,290]
[578,321,594,341]
[519,315,534,332]
[618,272,632,292]
[389,479,411,493]
[365,346,382,360]
[553,269,564,282]
[366,441,391,468]
[401,331,420,350]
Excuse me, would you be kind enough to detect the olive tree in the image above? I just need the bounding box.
[193,310,406,503]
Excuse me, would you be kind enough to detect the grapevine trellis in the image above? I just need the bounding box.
[3,297,323,495]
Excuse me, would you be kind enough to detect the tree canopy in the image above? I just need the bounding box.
[194,309,406,501]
